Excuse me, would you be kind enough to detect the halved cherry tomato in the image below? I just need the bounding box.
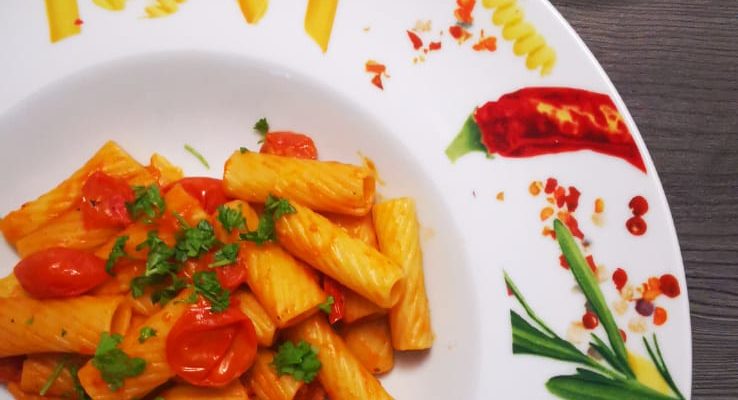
[323,276,346,324]
[80,171,135,229]
[14,248,109,298]
[176,177,230,214]
[167,302,257,387]
[179,251,247,291]
[259,131,318,160]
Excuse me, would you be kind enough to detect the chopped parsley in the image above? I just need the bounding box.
[253,117,270,136]
[127,185,165,223]
[217,205,246,233]
[317,296,334,314]
[184,144,210,170]
[240,195,295,245]
[150,275,187,305]
[239,147,250,154]
[68,364,89,400]
[105,236,129,275]
[136,231,176,277]
[174,220,217,262]
[210,244,239,268]
[193,271,230,312]
[138,326,157,343]
[271,340,321,383]
[91,332,146,391]
[39,357,67,396]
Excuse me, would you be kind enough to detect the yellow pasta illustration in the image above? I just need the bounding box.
[482,0,557,75]
[92,0,126,11]
[44,0,81,43]
[238,0,269,24]
[304,0,339,53]
[0,141,152,244]
[0,296,129,357]
[286,315,392,400]
[373,198,433,350]
[241,242,325,327]
[341,317,394,374]
[157,379,248,399]
[276,203,404,308]
[223,151,375,216]
[20,354,87,397]
[236,290,277,346]
[145,0,187,18]
[245,350,304,400]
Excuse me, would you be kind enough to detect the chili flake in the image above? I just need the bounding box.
[540,207,554,221]
[612,268,627,291]
[365,60,388,90]
[74,18,84,26]
[629,195,649,216]
[653,307,668,326]
[559,254,569,269]
[544,177,558,194]
[626,216,647,236]
[496,191,505,201]
[429,41,442,51]
[407,30,423,50]
[594,197,605,213]
[659,274,680,298]
[472,30,497,52]
[529,181,542,196]
[635,299,655,316]
[565,186,581,212]
[454,0,475,25]
[448,25,472,43]
[582,312,599,330]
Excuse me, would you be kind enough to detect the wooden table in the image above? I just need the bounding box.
[552,1,738,398]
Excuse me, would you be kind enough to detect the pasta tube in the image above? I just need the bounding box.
[20,354,86,397]
[0,296,130,357]
[286,315,392,400]
[245,350,303,400]
[340,317,394,374]
[223,151,375,216]
[147,153,183,187]
[276,203,404,308]
[373,198,433,350]
[236,290,277,346]
[157,379,248,399]
[15,210,119,258]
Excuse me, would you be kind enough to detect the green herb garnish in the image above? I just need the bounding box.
[138,326,157,343]
[217,205,246,233]
[105,236,129,275]
[210,243,239,268]
[253,117,270,136]
[240,194,295,245]
[39,357,67,396]
[174,220,217,262]
[193,271,230,312]
[184,144,210,169]
[317,296,334,314]
[271,340,321,383]
[91,332,146,391]
[127,185,165,223]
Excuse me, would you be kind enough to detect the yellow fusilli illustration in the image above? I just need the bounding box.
[145,0,187,18]
[482,0,556,76]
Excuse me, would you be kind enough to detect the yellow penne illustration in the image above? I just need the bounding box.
[1,141,153,244]
[45,0,81,43]
[145,0,187,18]
[157,379,248,399]
[236,290,277,346]
[286,315,392,400]
[0,296,129,357]
[276,203,404,308]
[238,0,269,24]
[223,151,375,216]
[245,350,304,400]
[92,0,126,11]
[341,317,394,374]
[20,354,87,397]
[373,198,433,350]
[241,242,325,327]
[77,291,191,399]
[304,0,338,52]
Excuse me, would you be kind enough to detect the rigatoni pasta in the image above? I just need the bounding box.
[341,317,394,374]
[245,350,304,400]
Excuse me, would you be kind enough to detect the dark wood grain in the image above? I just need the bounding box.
[550,1,738,398]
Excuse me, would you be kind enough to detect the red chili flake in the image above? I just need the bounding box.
[563,214,585,239]
[565,186,581,212]
[559,254,570,269]
[542,226,556,239]
[629,195,649,216]
[635,299,655,316]
[582,312,599,330]
[585,255,597,273]
[653,307,668,326]
[544,178,558,194]
[612,268,628,291]
[407,30,423,50]
[365,60,386,74]
[554,186,566,208]
[453,0,475,25]
[619,329,627,342]
[472,31,497,52]
[642,277,661,301]
[448,25,472,43]
[74,18,84,26]
[659,274,681,298]
[626,216,647,236]
[370,74,384,90]
[429,41,442,51]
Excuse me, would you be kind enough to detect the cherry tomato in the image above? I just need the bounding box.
[167,303,257,387]
[80,171,135,229]
[175,177,229,214]
[14,248,109,298]
[180,251,247,291]
[323,276,346,324]
[259,131,318,160]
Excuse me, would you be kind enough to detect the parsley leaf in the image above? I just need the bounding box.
[217,205,246,233]
[271,340,321,383]
[136,231,176,277]
[317,296,334,314]
[67,364,89,400]
[127,185,165,223]
[240,195,295,245]
[253,117,269,136]
[193,271,230,313]
[138,326,157,343]
[184,144,210,169]
[174,220,217,262]
[39,357,67,396]
[150,275,187,305]
[105,236,129,275]
[210,244,239,268]
[91,332,146,391]
[239,147,250,154]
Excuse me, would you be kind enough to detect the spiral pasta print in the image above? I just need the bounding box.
[482,0,557,76]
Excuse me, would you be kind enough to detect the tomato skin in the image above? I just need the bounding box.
[81,171,135,229]
[176,178,230,214]
[167,303,257,387]
[259,131,318,160]
[14,248,109,298]
[323,277,345,324]
[180,252,247,291]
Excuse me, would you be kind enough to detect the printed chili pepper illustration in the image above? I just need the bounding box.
[445,87,646,173]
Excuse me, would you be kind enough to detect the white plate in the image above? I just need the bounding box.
[0,1,691,398]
